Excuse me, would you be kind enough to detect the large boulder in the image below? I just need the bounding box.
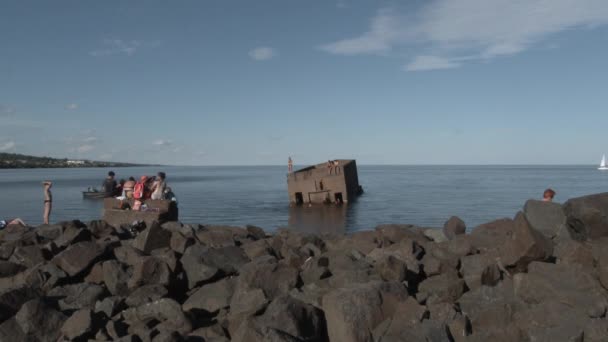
[182,277,235,313]
[563,192,608,240]
[128,256,172,289]
[322,281,407,342]
[498,212,553,270]
[121,298,192,335]
[443,216,466,240]
[181,245,249,289]
[47,283,105,311]
[9,245,46,268]
[132,222,172,254]
[523,199,567,240]
[125,284,168,308]
[60,308,98,340]
[102,260,130,296]
[52,241,105,277]
[0,286,40,322]
[14,299,67,342]
[460,253,501,290]
[468,218,515,253]
[234,255,299,300]
[417,271,466,304]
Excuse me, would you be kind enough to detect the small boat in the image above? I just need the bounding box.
[599,155,608,171]
[82,191,114,199]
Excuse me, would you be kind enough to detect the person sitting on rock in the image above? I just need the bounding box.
[0,218,26,230]
[123,177,136,198]
[543,188,556,202]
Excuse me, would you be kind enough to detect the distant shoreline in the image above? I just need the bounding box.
[0,152,152,169]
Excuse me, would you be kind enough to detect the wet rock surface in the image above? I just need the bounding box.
[2,192,608,341]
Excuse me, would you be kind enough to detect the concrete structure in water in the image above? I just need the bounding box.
[287,159,363,205]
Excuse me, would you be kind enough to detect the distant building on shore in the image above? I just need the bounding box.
[287,159,363,205]
[67,160,86,165]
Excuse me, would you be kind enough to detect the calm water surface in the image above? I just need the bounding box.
[0,165,606,233]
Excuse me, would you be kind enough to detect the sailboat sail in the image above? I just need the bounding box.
[600,155,608,170]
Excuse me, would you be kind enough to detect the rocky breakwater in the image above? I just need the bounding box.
[2,193,608,341]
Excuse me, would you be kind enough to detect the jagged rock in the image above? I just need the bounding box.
[183,277,235,313]
[235,255,299,300]
[60,308,97,340]
[460,253,501,290]
[443,216,466,240]
[300,256,331,284]
[95,296,125,318]
[0,261,25,278]
[150,248,179,272]
[35,224,64,240]
[54,225,92,248]
[420,254,442,277]
[375,224,428,246]
[122,298,192,335]
[188,324,228,340]
[114,245,145,266]
[14,299,66,342]
[47,283,105,311]
[125,284,168,308]
[129,256,171,289]
[196,226,247,247]
[375,254,407,282]
[9,245,45,268]
[106,320,129,340]
[584,318,608,342]
[428,302,459,323]
[325,230,378,255]
[89,220,116,239]
[554,239,595,274]
[322,281,407,342]
[152,330,184,342]
[563,192,608,240]
[85,262,105,284]
[242,239,274,259]
[513,261,608,317]
[0,286,40,322]
[132,222,172,254]
[513,300,588,342]
[523,199,567,240]
[441,235,474,257]
[469,218,515,253]
[374,318,449,342]
[169,231,193,255]
[424,228,449,243]
[103,260,130,295]
[181,245,249,289]
[0,317,26,341]
[52,241,105,277]
[0,242,15,261]
[498,212,553,270]
[417,271,466,304]
[246,225,267,240]
[593,239,608,290]
[229,287,268,319]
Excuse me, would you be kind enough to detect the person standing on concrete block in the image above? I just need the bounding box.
[43,180,52,224]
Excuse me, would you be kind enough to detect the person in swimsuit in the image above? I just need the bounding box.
[123,177,136,198]
[43,181,52,224]
[150,172,167,200]
[0,218,26,229]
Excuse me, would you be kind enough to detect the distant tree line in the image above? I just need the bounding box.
[0,153,143,169]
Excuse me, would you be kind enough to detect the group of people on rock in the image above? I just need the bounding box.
[101,171,175,201]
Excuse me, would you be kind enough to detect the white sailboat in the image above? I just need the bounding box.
[599,155,608,170]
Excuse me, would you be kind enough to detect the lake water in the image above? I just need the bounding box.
[0,165,606,234]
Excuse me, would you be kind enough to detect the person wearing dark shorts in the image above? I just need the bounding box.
[43,181,52,224]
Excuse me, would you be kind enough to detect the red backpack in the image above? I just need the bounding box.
[133,182,145,199]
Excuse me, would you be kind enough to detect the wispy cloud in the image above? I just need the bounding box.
[83,136,99,143]
[405,55,460,71]
[0,141,16,152]
[0,105,16,117]
[76,144,95,153]
[249,47,277,61]
[320,1,608,70]
[153,139,173,146]
[65,103,79,110]
[90,39,160,57]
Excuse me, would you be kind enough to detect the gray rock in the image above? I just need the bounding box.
[181,245,249,289]
[52,241,105,277]
[132,221,172,254]
[417,271,466,304]
[375,254,407,282]
[47,283,105,311]
[235,256,299,300]
[0,261,25,278]
[554,239,595,274]
[0,286,40,322]
[196,226,246,247]
[246,225,267,240]
[498,212,553,270]
[443,216,466,240]
[9,245,45,268]
[460,253,501,290]
[424,228,449,243]
[95,296,124,317]
[169,231,193,255]
[300,256,331,285]
[523,199,567,240]
[60,308,96,340]
[35,224,64,240]
[322,281,407,342]
[584,318,608,342]
[103,260,130,296]
[229,287,268,318]
[563,192,608,240]
[469,218,515,253]
[122,298,192,335]
[54,225,92,248]
[15,299,66,342]
[89,220,116,239]
[114,245,146,266]
[125,284,168,308]
[242,239,274,259]
[128,256,172,289]
[183,277,235,313]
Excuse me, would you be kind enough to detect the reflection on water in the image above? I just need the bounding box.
[287,205,349,235]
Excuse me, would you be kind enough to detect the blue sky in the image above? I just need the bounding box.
[1,0,608,165]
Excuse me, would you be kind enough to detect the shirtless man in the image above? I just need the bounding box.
[43,181,52,224]
[543,188,556,202]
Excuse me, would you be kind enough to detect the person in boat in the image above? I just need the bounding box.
[102,171,117,194]
[543,188,556,202]
[123,177,136,198]
[0,218,26,230]
[43,180,52,225]
[151,172,167,200]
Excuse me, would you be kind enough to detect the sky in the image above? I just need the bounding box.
[1,0,608,165]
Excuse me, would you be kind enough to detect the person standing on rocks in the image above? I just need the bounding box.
[288,157,293,173]
[543,188,556,202]
[43,180,52,224]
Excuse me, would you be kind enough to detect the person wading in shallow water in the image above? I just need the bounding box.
[43,181,52,224]
[543,188,556,202]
